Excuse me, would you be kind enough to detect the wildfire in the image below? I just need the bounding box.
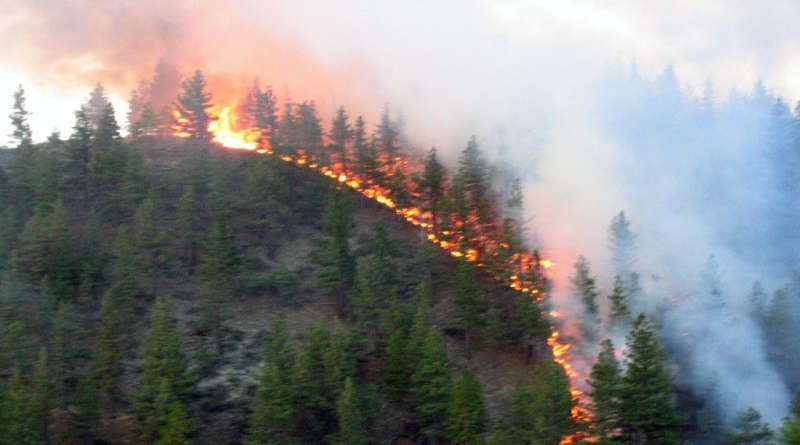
[209,106,258,150]
[201,107,587,440]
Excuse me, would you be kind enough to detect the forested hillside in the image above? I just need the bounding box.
[1,77,798,445]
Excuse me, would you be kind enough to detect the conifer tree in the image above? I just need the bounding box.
[295,321,336,442]
[455,259,486,358]
[333,377,368,445]
[67,374,99,443]
[570,255,600,343]
[723,407,772,445]
[608,274,632,330]
[317,186,356,317]
[492,360,575,444]
[447,368,487,444]
[85,83,111,129]
[137,188,167,291]
[410,327,452,441]
[135,296,192,441]
[247,316,299,445]
[1,366,44,444]
[177,184,203,274]
[296,101,324,159]
[33,348,54,443]
[376,106,399,168]
[416,147,446,233]
[9,84,32,147]
[778,391,800,444]
[329,106,351,170]
[455,136,493,227]
[174,70,215,142]
[241,80,278,149]
[64,106,93,195]
[353,115,381,184]
[588,339,623,444]
[618,314,682,444]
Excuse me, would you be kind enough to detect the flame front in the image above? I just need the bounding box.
[204,108,587,440]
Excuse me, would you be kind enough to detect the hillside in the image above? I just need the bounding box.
[0,134,567,444]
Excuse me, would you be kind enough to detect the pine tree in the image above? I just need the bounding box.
[1,366,45,445]
[410,327,452,441]
[608,274,632,330]
[723,407,772,445]
[779,392,800,444]
[155,398,193,445]
[493,360,575,445]
[33,348,54,444]
[296,101,324,160]
[136,188,167,291]
[247,316,298,445]
[376,106,399,168]
[66,374,99,444]
[85,83,111,129]
[570,255,600,343]
[9,85,33,147]
[588,339,623,444]
[618,314,682,444]
[317,186,356,317]
[447,368,487,444]
[135,297,192,441]
[329,106,351,170]
[455,259,486,358]
[416,147,446,233]
[455,136,493,228]
[353,115,381,184]
[174,70,215,142]
[332,377,367,445]
[295,321,336,442]
[240,80,278,150]
[64,106,93,195]
[177,184,203,274]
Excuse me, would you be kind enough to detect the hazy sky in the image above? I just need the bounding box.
[1,0,800,144]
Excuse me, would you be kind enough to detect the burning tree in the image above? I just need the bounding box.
[174,70,215,142]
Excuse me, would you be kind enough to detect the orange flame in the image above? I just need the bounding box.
[209,106,258,150]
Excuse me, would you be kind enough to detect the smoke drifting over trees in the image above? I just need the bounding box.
[2,0,800,431]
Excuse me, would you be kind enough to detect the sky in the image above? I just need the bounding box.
[2,0,800,144]
[1,0,799,427]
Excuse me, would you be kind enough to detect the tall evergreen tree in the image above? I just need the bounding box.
[447,367,487,445]
[332,377,368,445]
[570,255,600,343]
[135,296,192,441]
[9,84,33,147]
[317,186,356,317]
[723,407,772,445]
[329,106,351,170]
[587,339,623,444]
[174,70,215,142]
[240,80,278,150]
[410,327,452,441]
[454,259,486,358]
[608,274,632,331]
[247,316,298,445]
[375,106,399,168]
[416,147,447,233]
[492,360,575,445]
[618,314,682,444]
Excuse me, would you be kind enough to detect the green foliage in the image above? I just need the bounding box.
[174,69,215,142]
[9,85,32,147]
[317,186,356,316]
[417,147,446,232]
[455,259,487,358]
[0,367,46,444]
[492,360,575,445]
[241,80,278,149]
[447,368,487,444]
[618,314,683,445]
[588,339,623,444]
[410,327,452,440]
[329,106,351,170]
[608,275,632,330]
[135,296,192,441]
[723,407,772,445]
[247,316,299,445]
[332,377,368,445]
[570,255,600,343]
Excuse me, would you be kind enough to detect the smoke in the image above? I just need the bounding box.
[2,0,799,429]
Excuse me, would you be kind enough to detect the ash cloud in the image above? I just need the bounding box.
[2,0,799,429]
